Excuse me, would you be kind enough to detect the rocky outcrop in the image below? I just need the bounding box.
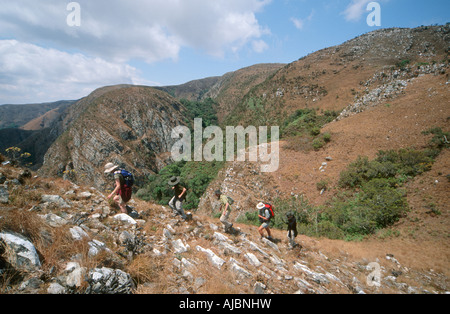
[337,61,449,120]
[0,231,41,272]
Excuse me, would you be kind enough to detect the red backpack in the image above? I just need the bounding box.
[265,204,275,219]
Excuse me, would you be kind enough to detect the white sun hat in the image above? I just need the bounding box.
[104,162,119,174]
[256,202,266,210]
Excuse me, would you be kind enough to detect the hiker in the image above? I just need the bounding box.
[286,212,298,248]
[168,176,187,220]
[215,190,233,233]
[105,163,133,215]
[257,202,273,240]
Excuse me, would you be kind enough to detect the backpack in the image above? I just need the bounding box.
[119,169,134,187]
[265,203,275,219]
[226,196,234,205]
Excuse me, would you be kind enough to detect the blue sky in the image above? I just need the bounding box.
[0,0,448,104]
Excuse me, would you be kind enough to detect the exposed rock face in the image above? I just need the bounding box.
[0,231,41,272]
[40,85,188,190]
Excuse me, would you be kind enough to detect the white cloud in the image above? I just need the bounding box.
[342,0,372,22]
[0,40,152,104]
[291,10,314,30]
[291,17,305,30]
[0,0,272,103]
[0,0,272,62]
[252,39,269,53]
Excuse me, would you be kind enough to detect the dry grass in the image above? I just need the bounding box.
[0,208,47,243]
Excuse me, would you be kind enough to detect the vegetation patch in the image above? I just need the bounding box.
[281,109,338,151]
[237,127,448,240]
[136,160,224,211]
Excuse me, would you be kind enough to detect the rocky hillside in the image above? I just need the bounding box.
[195,25,449,291]
[0,164,448,294]
[197,25,449,225]
[39,85,188,190]
[224,25,449,127]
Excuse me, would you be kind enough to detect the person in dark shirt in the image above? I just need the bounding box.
[168,176,187,220]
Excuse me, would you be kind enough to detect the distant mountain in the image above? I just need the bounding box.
[0,100,75,167]
[0,100,75,129]
[156,63,286,124]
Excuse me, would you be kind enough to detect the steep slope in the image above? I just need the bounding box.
[204,63,286,123]
[39,85,188,190]
[0,165,448,294]
[197,25,449,281]
[199,25,449,211]
[225,25,449,127]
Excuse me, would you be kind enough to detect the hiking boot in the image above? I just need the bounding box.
[128,210,140,219]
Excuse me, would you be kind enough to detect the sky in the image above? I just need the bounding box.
[0,0,449,105]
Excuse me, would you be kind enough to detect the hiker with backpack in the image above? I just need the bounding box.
[215,190,234,234]
[104,163,134,215]
[257,202,274,241]
[168,176,187,220]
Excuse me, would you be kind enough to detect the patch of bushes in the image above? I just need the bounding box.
[281,109,338,151]
[135,160,224,210]
[180,98,218,128]
[257,128,447,240]
[325,179,408,236]
[338,148,435,188]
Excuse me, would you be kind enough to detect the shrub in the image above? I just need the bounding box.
[316,221,345,240]
[310,126,321,136]
[397,59,411,70]
[421,127,449,150]
[4,147,31,166]
[312,138,325,150]
[331,145,434,238]
[359,179,408,228]
[376,149,434,177]
[316,179,329,191]
[322,132,332,143]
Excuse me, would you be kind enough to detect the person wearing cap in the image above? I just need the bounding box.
[215,190,233,233]
[257,202,273,240]
[168,176,187,220]
[104,162,132,214]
